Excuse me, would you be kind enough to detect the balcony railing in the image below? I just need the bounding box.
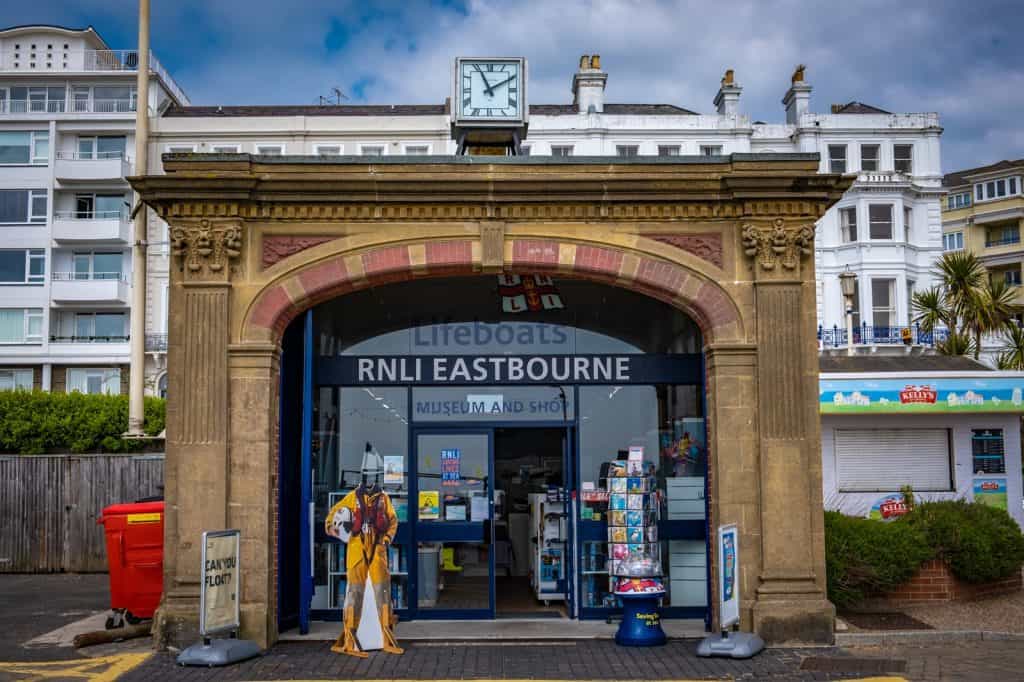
[50,335,129,344]
[855,171,911,184]
[818,324,951,348]
[0,99,136,114]
[986,236,1021,248]
[56,151,129,161]
[146,333,168,352]
[52,271,127,283]
[54,210,127,222]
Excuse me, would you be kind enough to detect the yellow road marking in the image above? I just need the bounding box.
[0,652,150,681]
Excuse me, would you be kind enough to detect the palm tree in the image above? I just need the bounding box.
[967,279,1019,360]
[997,323,1024,370]
[912,251,1019,359]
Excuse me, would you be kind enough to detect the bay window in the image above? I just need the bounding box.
[871,278,896,330]
[839,207,857,242]
[894,144,913,173]
[868,204,894,239]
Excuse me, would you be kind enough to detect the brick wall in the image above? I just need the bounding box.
[884,559,1023,606]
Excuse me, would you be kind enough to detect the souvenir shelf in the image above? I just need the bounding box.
[606,464,664,595]
[326,490,410,611]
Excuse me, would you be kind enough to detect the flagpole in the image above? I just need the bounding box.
[127,0,150,436]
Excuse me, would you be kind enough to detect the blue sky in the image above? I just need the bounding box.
[7,0,1024,171]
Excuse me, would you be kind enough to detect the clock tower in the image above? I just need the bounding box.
[451,57,528,155]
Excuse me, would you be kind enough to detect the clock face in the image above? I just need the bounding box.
[458,60,522,120]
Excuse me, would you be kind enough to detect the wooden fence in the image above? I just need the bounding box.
[0,453,163,573]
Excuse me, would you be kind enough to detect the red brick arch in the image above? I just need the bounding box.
[243,237,743,344]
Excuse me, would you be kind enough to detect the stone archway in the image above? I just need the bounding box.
[131,155,850,649]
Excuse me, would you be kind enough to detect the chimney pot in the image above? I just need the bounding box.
[590,54,600,69]
[782,64,812,124]
[579,55,590,70]
[831,104,841,114]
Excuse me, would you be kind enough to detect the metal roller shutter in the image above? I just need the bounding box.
[835,428,952,492]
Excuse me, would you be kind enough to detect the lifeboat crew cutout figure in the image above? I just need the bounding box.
[324,443,404,657]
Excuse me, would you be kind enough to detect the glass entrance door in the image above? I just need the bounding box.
[413,431,494,618]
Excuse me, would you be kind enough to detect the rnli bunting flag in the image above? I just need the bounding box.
[498,274,564,313]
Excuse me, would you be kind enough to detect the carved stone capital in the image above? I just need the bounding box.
[741,219,814,275]
[170,219,243,282]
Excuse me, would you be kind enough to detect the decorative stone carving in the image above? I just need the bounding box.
[262,236,335,268]
[649,233,723,269]
[170,219,243,279]
[741,219,814,271]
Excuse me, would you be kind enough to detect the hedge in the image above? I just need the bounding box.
[0,390,165,454]
[904,499,1024,584]
[824,510,932,608]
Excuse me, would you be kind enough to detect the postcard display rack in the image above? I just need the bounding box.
[327,490,410,611]
[606,456,667,646]
[530,490,568,604]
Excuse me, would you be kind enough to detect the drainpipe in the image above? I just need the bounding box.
[127,0,150,436]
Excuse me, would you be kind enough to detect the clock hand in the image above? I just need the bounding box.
[489,75,517,91]
[474,65,495,96]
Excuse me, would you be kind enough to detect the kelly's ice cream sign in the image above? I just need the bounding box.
[820,377,1024,414]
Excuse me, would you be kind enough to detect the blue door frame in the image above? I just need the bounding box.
[298,310,314,634]
[410,427,495,619]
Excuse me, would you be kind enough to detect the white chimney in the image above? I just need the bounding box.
[782,64,812,124]
[572,54,607,114]
[713,69,741,115]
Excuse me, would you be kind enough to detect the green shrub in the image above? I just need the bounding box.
[903,499,1024,583]
[824,510,932,608]
[0,390,165,454]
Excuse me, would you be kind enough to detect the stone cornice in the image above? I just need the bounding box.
[128,155,852,219]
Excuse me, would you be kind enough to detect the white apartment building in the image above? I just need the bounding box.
[0,25,187,395]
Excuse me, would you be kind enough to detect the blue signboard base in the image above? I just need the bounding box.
[177,638,261,667]
[696,631,764,659]
[615,592,667,647]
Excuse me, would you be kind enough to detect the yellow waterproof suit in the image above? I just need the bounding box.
[324,484,403,657]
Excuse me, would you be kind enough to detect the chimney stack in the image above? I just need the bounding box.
[713,69,741,115]
[572,54,607,114]
[782,64,812,124]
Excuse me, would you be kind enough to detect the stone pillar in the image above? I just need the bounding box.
[227,343,281,648]
[155,218,243,649]
[741,219,834,644]
[704,342,760,631]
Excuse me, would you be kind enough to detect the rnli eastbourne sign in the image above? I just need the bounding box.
[317,353,701,386]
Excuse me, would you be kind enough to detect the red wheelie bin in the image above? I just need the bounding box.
[97,501,164,629]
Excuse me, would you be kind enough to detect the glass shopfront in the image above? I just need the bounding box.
[288,275,708,627]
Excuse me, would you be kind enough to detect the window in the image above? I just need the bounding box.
[77,135,126,159]
[1000,269,1022,287]
[0,250,44,284]
[894,144,913,173]
[404,145,429,155]
[835,429,952,492]
[943,232,964,251]
[839,207,857,242]
[0,308,43,343]
[72,312,127,341]
[615,145,639,157]
[256,144,285,155]
[657,145,681,157]
[552,145,574,157]
[66,368,121,395]
[860,144,879,171]
[699,145,722,156]
[903,206,913,238]
[847,278,861,328]
[871,278,896,330]
[828,145,847,173]
[313,144,342,155]
[0,368,33,390]
[72,86,89,112]
[868,204,893,239]
[165,144,195,154]
[0,189,47,224]
[72,252,123,280]
[975,177,1022,201]
[10,86,66,113]
[972,429,1005,475]
[986,225,1020,247]
[210,144,240,153]
[360,145,384,156]
[74,194,126,220]
[93,86,135,113]
[946,192,971,210]
[0,131,48,164]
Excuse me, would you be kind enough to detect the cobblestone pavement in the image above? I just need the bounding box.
[119,640,877,681]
